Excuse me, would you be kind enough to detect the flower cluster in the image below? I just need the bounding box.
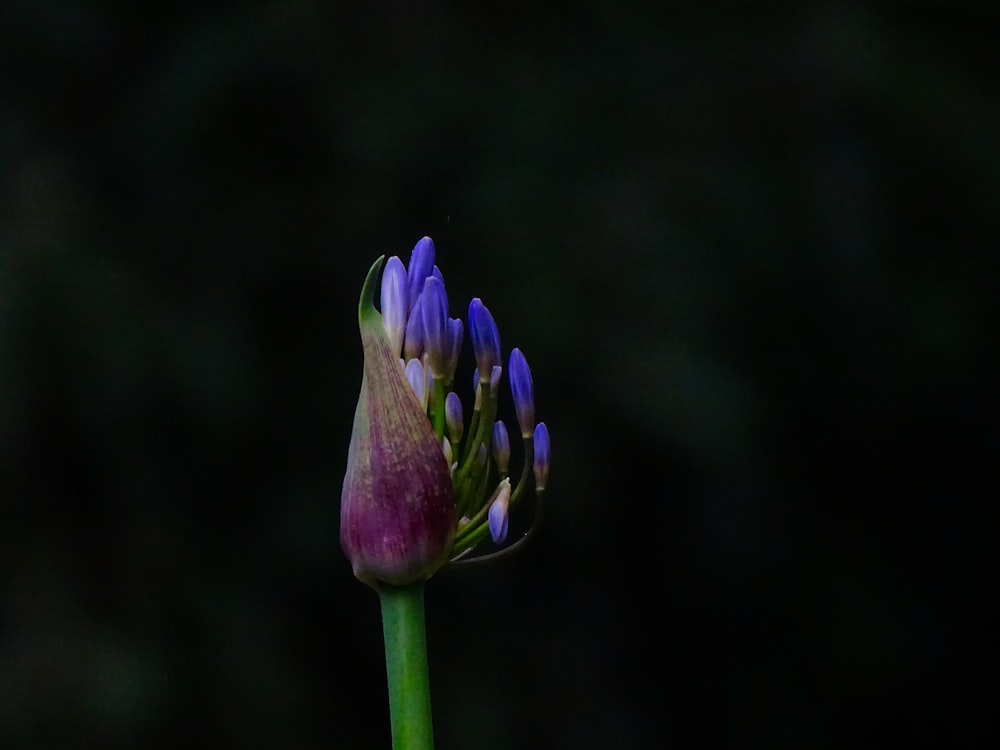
[340,236,549,589]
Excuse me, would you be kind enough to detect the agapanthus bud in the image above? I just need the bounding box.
[492,420,510,476]
[533,422,550,492]
[509,348,534,437]
[405,358,428,409]
[445,391,464,445]
[487,479,512,544]
[473,443,488,474]
[341,256,456,589]
[472,369,482,409]
[420,275,449,378]
[343,236,548,576]
[489,365,502,397]
[444,318,463,384]
[468,298,501,382]
[407,236,435,313]
[380,256,408,357]
[402,294,425,362]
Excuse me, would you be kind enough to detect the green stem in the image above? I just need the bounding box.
[379,582,436,750]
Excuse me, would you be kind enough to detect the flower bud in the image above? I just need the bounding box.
[487,479,512,544]
[421,275,450,378]
[403,293,425,362]
[445,391,464,445]
[444,318,463,385]
[407,237,435,313]
[533,422,550,492]
[341,256,457,589]
[492,420,510,476]
[380,255,408,357]
[489,365,502,397]
[509,348,535,437]
[468,298,501,382]
[405,358,428,409]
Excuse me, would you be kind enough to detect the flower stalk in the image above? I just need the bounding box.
[340,236,551,750]
[380,583,435,750]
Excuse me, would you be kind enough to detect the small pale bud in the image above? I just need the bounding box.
[533,422,550,492]
[444,318,463,384]
[492,421,510,476]
[380,256,408,357]
[403,293,425,362]
[489,365,502,397]
[487,479,512,544]
[405,358,428,409]
[445,391,464,444]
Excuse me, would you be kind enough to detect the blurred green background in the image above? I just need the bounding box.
[1,2,995,748]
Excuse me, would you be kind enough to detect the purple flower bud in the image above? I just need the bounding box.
[445,391,464,444]
[487,479,512,544]
[407,236,435,313]
[380,256,408,357]
[402,294,425,362]
[472,369,482,410]
[509,348,535,437]
[489,365,502,397]
[468,298,501,382]
[420,275,449,377]
[492,420,510,476]
[442,436,454,467]
[533,422,550,491]
[405,358,428,409]
[444,318,463,384]
[341,256,456,589]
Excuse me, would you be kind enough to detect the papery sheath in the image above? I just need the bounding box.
[341,256,457,588]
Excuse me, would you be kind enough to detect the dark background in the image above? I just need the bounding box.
[1,2,995,748]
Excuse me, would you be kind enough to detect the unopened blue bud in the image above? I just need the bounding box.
[444,318,463,384]
[442,436,454,468]
[421,276,449,377]
[492,420,510,476]
[445,391,464,444]
[380,256,408,357]
[472,369,482,409]
[403,294,425,362]
[405,358,428,409]
[407,236,435,312]
[468,298,501,382]
[509,348,534,437]
[533,422,550,491]
[487,479,512,544]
